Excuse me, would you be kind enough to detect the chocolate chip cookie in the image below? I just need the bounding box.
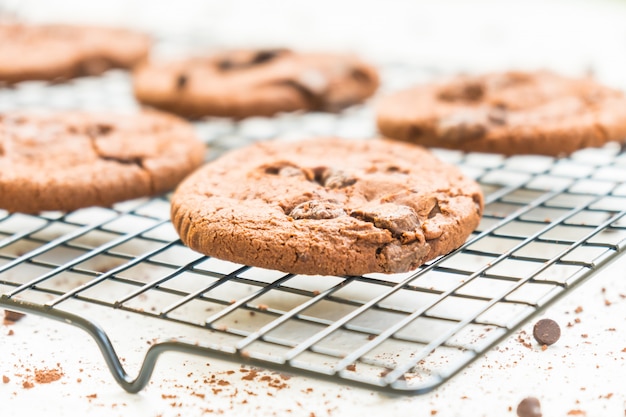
[133,49,379,118]
[377,70,626,156]
[0,23,150,84]
[0,110,205,213]
[171,138,483,276]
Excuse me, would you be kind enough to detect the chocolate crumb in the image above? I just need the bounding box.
[176,74,188,90]
[516,397,542,417]
[533,319,561,346]
[2,375,9,384]
[3,310,25,324]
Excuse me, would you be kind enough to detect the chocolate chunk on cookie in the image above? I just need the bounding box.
[377,70,626,156]
[0,110,205,213]
[0,23,151,84]
[171,138,483,276]
[133,49,379,119]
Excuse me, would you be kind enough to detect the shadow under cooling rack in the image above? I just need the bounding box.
[1,143,626,394]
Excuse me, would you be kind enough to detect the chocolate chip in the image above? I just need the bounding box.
[533,318,561,346]
[428,201,442,218]
[218,49,288,71]
[436,111,487,143]
[177,74,188,89]
[263,164,306,178]
[516,397,542,417]
[251,49,287,65]
[278,166,306,178]
[351,204,420,237]
[351,68,370,83]
[317,168,356,189]
[3,310,25,323]
[86,123,113,137]
[438,79,484,102]
[289,200,345,220]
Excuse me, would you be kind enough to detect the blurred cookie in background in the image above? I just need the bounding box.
[0,109,204,213]
[0,23,151,85]
[133,48,379,119]
[377,70,626,156]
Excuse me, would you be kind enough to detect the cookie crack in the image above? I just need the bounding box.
[89,136,155,193]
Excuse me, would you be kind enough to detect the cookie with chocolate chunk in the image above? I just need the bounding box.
[0,23,150,84]
[0,110,205,213]
[376,70,626,156]
[171,138,483,276]
[132,49,379,118]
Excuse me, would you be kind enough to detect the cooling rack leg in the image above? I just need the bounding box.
[0,296,207,393]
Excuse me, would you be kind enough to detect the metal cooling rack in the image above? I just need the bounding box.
[1,67,626,395]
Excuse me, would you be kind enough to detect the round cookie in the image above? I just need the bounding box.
[171,138,484,276]
[0,23,151,84]
[133,49,380,119]
[0,110,205,213]
[376,70,626,156]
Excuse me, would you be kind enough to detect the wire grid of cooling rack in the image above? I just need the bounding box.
[1,67,626,395]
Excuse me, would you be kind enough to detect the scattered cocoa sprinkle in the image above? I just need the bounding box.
[34,368,63,384]
[431,411,438,415]
[607,328,616,331]
[541,344,548,351]
[604,299,612,306]
[86,393,97,399]
[77,378,82,383]
[217,380,229,386]
[346,364,356,372]
[621,348,626,352]
[581,334,588,339]
[7,329,14,336]
[567,410,586,416]
[3,310,25,324]
[192,392,205,399]
[258,304,268,311]
[226,370,235,375]
[161,394,177,399]
[2,375,10,384]
[574,306,583,314]
[516,331,532,349]
[603,393,613,399]
[242,370,258,381]
[575,318,581,324]
[22,381,34,389]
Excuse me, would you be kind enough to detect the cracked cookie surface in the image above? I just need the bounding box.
[376,70,626,156]
[133,49,379,119]
[0,110,205,213]
[0,23,150,84]
[171,137,484,276]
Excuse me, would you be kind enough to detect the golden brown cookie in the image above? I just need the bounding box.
[171,138,483,276]
[0,23,151,84]
[376,70,626,156]
[0,110,205,213]
[133,49,379,119]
